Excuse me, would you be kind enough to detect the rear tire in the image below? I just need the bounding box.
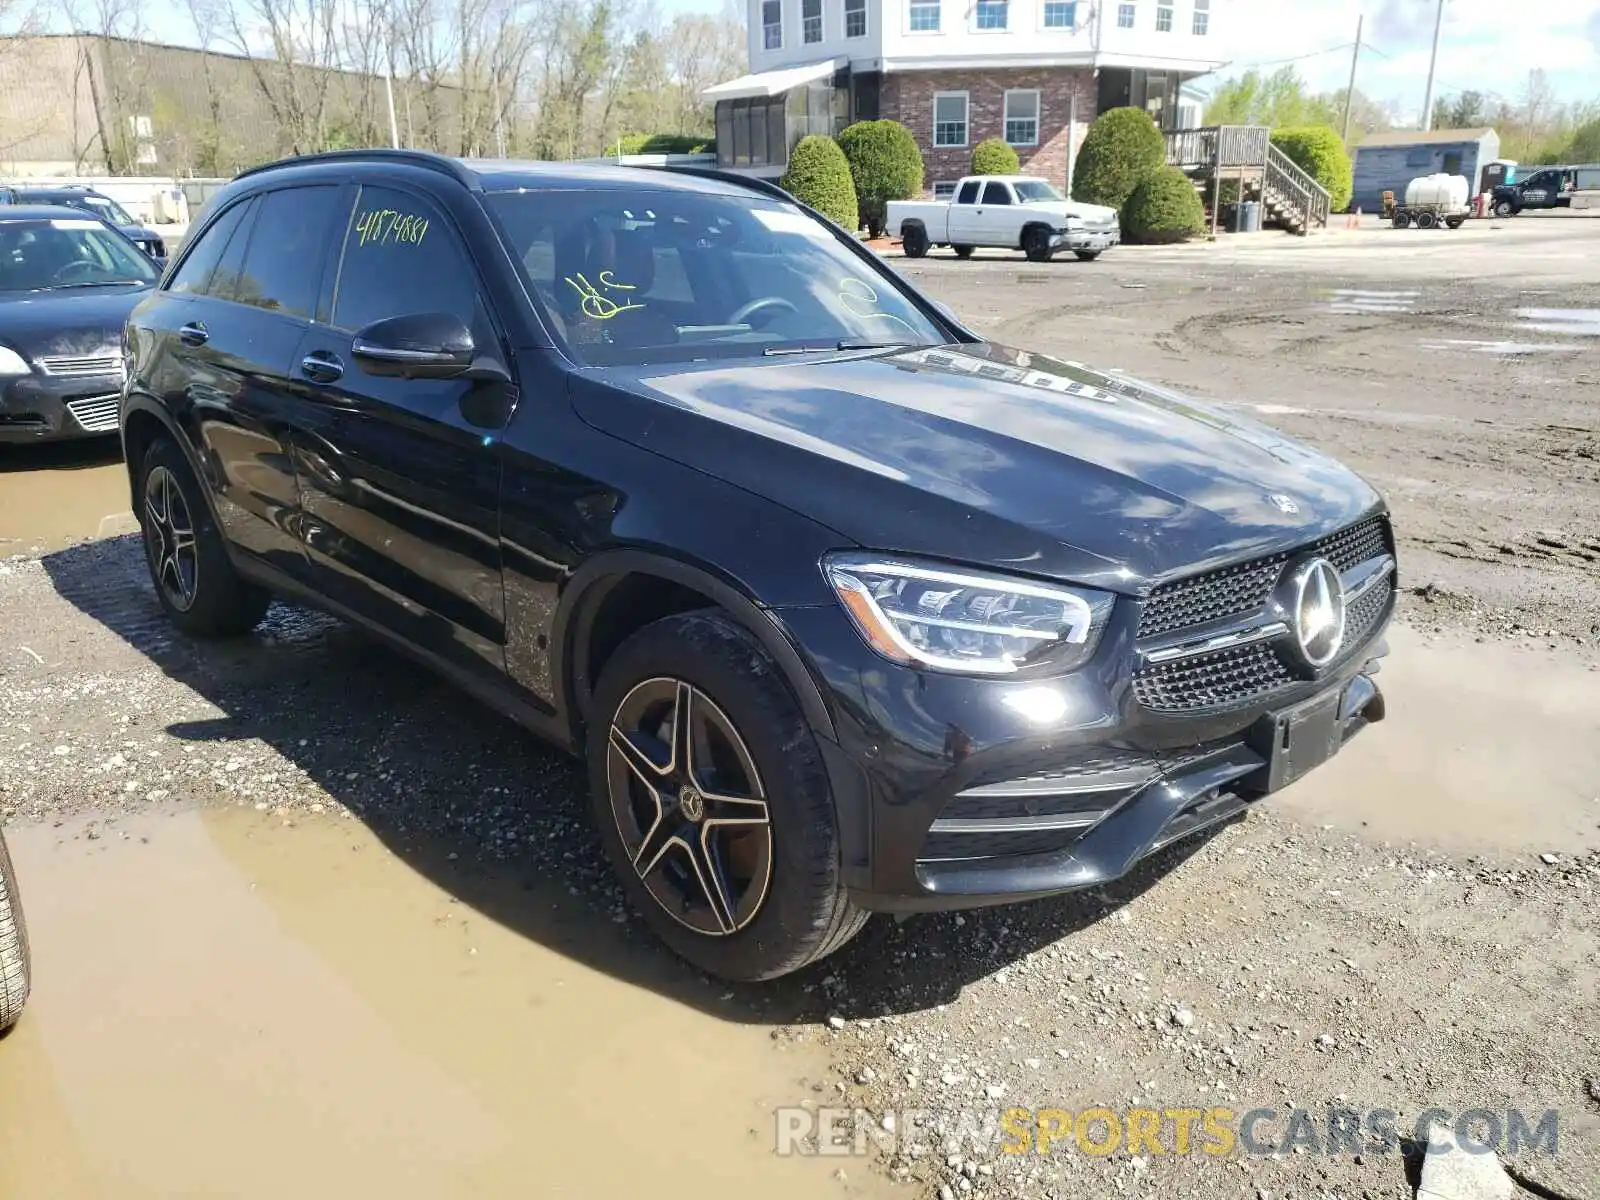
[1416,211,1439,230]
[587,611,867,981]
[1074,250,1102,262]
[0,829,31,1034]
[1023,226,1054,262]
[137,437,271,637]
[901,225,929,258]
[952,244,974,259]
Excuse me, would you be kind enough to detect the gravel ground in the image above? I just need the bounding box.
[3,219,1599,1200]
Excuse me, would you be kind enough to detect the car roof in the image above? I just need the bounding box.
[0,204,115,222]
[234,148,775,201]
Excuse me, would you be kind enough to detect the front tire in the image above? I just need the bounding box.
[0,829,31,1034]
[1416,211,1439,229]
[1494,199,1516,218]
[137,437,271,637]
[587,611,867,981]
[1074,250,1102,262]
[901,225,929,258]
[1023,226,1054,262]
[1392,211,1412,229]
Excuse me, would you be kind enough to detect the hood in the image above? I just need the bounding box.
[1023,199,1119,225]
[0,285,150,360]
[572,343,1383,593]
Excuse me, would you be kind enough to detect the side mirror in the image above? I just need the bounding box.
[932,299,961,323]
[352,312,476,379]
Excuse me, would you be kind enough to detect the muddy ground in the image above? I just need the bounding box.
[1,214,1598,1199]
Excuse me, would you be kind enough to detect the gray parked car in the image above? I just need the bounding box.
[0,828,29,1033]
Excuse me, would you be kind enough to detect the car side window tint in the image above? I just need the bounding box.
[332,186,481,334]
[168,200,252,296]
[956,181,980,205]
[228,186,341,318]
[981,182,1012,205]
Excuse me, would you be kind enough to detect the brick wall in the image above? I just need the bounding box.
[882,68,1098,198]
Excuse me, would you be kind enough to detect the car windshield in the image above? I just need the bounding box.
[1012,180,1065,203]
[487,187,946,366]
[0,218,159,291]
[79,194,138,225]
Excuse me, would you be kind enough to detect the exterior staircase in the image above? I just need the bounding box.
[1164,126,1332,236]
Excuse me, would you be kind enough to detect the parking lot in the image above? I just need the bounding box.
[1,213,1597,1200]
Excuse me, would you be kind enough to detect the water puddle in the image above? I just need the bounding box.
[0,808,878,1200]
[0,440,134,553]
[1513,307,1600,336]
[1322,288,1420,315]
[1419,338,1581,357]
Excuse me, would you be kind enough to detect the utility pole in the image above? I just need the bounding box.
[1420,0,1445,131]
[1342,13,1363,143]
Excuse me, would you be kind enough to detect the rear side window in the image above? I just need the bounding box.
[168,199,252,296]
[331,186,481,332]
[228,186,341,318]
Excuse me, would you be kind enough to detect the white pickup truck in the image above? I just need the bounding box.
[886,175,1120,263]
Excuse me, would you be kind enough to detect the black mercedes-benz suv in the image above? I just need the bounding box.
[121,150,1395,981]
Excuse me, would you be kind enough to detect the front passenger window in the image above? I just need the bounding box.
[332,187,481,335]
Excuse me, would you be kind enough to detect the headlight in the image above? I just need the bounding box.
[0,345,31,376]
[823,553,1115,675]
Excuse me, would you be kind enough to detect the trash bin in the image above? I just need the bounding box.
[1241,200,1263,233]
[1223,202,1243,233]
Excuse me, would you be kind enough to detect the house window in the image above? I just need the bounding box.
[1004,89,1039,146]
[802,0,822,41]
[845,0,866,37]
[1155,3,1172,31]
[1117,2,1134,27]
[933,92,968,146]
[909,0,940,30]
[933,181,957,199]
[1042,0,1076,26]
[975,0,1008,28]
[762,0,782,49]
[1191,0,1208,34]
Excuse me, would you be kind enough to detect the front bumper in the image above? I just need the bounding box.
[773,587,1392,914]
[0,373,124,443]
[1052,225,1119,252]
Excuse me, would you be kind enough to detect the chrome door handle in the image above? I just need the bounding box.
[300,354,344,384]
[178,322,208,347]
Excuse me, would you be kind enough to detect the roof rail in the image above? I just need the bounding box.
[232,148,477,187]
[643,164,795,204]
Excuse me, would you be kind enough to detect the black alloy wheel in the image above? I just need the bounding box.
[606,677,774,937]
[143,463,199,613]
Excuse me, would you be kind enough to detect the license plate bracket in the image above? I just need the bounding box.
[1246,687,1344,794]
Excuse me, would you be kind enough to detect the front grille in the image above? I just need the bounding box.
[1134,572,1396,714]
[37,354,124,379]
[1139,515,1391,638]
[64,393,120,432]
[1134,641,1296,714]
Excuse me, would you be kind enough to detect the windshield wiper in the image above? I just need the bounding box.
[763,340,909,356]
[45,279,148,290]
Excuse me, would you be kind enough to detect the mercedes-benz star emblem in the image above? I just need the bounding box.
[1287,557,1347,668]
[1267,493,1300,515]
[677,785,705,823]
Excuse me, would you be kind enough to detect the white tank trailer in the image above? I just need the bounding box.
[1391,174,1472,230]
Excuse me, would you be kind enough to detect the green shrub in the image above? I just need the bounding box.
[780,135,859,231]
[837,120,924,237]
[1124,166,1206,243]
[614,133,713,156]
[1071,107,1166,210]
[971,137,1020,176]
[1270,125,1352,212]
